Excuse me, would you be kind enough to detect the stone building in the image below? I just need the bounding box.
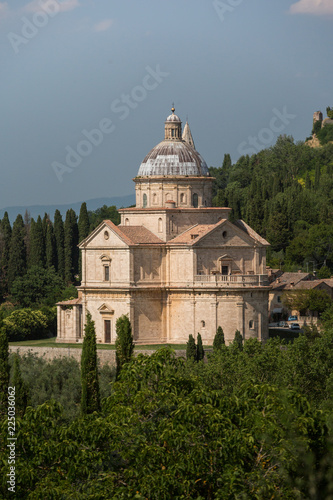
[57,108,271,345]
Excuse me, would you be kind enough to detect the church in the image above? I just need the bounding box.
[57,108,270,345]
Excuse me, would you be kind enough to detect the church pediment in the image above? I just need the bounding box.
[98,304,114,314]
[79,221,130,249]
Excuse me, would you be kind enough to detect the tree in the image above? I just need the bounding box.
[64,209,79,283]
[213,326,225,352]
[11,354,28,417]
[318,265,332,279]
[7,214,26,290]
[81,312,101,414]
[186,334,197,361]
[0,313,9,415]
[11,266,65,307]
[115,315,134,378]
[54,210,65,279]
[0,212,12,296]
[29,216,45,268]
[3,309,48,341]
[45,223,56,269]
[233,330,243,350]
[78,202,90,280]
[78,202,90,242]
[283,289,332,317]
[327,106,333,119]
[196,333,204,361]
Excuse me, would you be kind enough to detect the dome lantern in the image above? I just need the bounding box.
[165,106,182,140]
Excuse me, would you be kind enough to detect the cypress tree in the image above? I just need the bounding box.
[42,213,50,242]
[196,333,205,361]
[29,216,45,268]
[8,214,26,290]
[213,326,225,352]
[64,209,79,283]
[78,203,90,280]
[46,222,57,269]
[234,330,243,350]
[0,313,9,415]
[81,312,100,415]
[78,202,90,242]
[54,210,65,279]
[0,212,12,295]
[115,315,134,378]
[186,334,197,361]
[11,354,28,417]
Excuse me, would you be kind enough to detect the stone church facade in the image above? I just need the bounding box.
[57,108,270,345]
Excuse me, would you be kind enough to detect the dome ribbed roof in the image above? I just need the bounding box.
[166,113,181,122]
[137,140,209,177]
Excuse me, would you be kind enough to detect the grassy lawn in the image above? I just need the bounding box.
[9,337,188,350]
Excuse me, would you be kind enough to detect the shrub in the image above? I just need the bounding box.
[3,308,48,341]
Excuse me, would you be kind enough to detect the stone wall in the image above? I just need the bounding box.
[9,346,187,366]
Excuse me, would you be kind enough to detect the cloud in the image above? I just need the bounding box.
[24,0,80,14]
[93,18,113,32]
[289,0,333,15]
[0,2,9,19]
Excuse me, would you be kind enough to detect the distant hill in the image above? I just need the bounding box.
[0,195,135,222]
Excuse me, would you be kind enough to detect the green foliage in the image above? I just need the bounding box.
[0,212,12,297]
[2,340,333,499]
[7,214,26,290]
[115,315,134,378]
[11,354,28,417]
[81,312,101,414]
[318,265,332,279]
[64,208,79,284]
[317,124,333,145]
[45,221,56,269]
[213,326,225,351]
[186,334,197,361]
[327,106,333,119]
[29,216,44,268]
[0,315,9,414]
[54,209,65,279]
[11,266,65,307]
[233,329,243,350]
[3,308,48,341]
[78,202,90,242]
[196,332,204,361]
[283,289,332,316]
[88,204,120,231]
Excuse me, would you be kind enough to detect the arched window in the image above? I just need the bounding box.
[193,193,198,208]
[158,218,163,233]
[201,320,205,328]
[125,218,130,226]
[180,193,185,203]
[143,193,147,208]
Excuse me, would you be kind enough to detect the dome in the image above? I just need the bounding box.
[166,113,181,122]
[166,106,181,122]
[137,140,209,177]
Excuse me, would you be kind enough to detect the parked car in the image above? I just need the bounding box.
[289,323,301,330]
[288,315,298,321]
[277,321,287,327]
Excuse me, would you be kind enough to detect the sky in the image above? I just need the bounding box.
[0,0,332,210]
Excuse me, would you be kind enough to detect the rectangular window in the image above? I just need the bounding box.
[104,266,110,281]
[104,320,111,343]
[277,296,281,303]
